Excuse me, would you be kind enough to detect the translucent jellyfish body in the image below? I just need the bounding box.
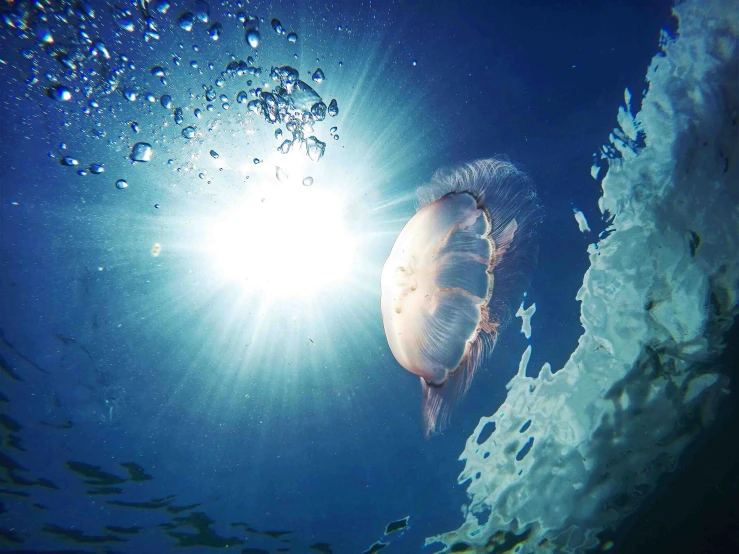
[380,158,540,436]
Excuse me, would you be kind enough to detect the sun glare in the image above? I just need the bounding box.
[207,182,356,298]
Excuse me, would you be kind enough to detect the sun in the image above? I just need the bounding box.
[206,177,356,299]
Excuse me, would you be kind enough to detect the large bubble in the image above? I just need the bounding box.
[381,158,540,436]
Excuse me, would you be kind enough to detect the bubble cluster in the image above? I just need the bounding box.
[9,1,342,203]
[238,65,340,162]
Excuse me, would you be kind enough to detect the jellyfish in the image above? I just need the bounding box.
[380,158,540,436]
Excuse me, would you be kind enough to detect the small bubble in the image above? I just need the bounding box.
[131,122,140,133]
[333,134,339,140]
[210,150,219,158]
[48,85,72,102]
[302,176,314,186]
[161,94,173,109]
[246,28,260,49]
[306,136,326,162]
[154,203,160,209]
[130,142,153,162]
[193,0,209,23]
[279,139,292,154]
[182,126,196,139]
[271,18,284,34]
[209,22,222,41]
[177,12,195,31]
[312,68,325,83]
[276,166,288,181]
[77,169,87,176]
[253,158,261,164]
[115,179,129,190]
[116,18,134,32]
[89,163,105,174]
[60,156,79,166]
[328,98,339,117]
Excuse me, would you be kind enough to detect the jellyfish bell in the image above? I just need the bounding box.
[380,158,540,436]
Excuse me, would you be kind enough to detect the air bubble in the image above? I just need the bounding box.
[306,136,326,162]
[208,22,222,41]
[328,98,339,116]
[192,0,210,23]
[246,28,260,49]
[48,85,72,102]
[130,142,153,162]
[177,12,195,31]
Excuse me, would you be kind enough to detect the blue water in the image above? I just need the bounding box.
[0,1,678,552]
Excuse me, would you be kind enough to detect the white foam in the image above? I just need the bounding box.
[428,1,738,551]
[573,209,591,233]
[515,300,536,339]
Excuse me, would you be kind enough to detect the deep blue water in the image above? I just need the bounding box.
[0,1,703,553]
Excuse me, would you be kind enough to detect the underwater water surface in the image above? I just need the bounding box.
[1,1,737,553]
